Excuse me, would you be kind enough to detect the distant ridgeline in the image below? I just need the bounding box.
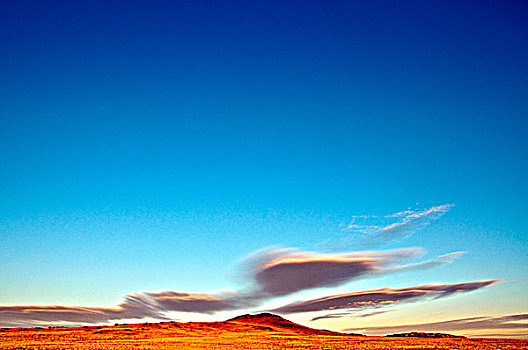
[386,332,466,338]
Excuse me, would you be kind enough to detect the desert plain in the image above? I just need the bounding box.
[1,313,526,350]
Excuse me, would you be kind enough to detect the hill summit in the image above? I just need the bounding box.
[228,312,293,325]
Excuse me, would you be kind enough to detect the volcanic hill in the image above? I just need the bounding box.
[227,313,363,336]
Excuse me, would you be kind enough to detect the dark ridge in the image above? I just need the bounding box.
[386,331,466,338]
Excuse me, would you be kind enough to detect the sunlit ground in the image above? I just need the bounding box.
[2,321,527,350]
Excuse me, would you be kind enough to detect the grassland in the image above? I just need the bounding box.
[1,316,527,349]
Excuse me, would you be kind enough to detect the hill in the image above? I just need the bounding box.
[227,312,363,336]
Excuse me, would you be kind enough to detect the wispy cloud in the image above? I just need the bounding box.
[271,280,498,314]
[310,310,391,322]
[354,310,392,318]
[310,312,352,321]
[389,251,466,273]
[343,313,528,337]
[334,204,454,248]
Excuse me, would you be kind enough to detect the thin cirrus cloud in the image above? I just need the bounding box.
[388,251,465,273]
[337,204,454,248]
[343,314,528,337]
[270,280,498,314]
[0,246,467,326]
[310,312,353,322]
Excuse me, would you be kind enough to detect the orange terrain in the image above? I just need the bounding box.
[1,313,527,349]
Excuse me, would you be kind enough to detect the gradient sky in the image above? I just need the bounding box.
[1,0,527,338]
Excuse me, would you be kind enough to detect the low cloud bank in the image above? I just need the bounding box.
[0,247,469,326]
[0,293,167,326]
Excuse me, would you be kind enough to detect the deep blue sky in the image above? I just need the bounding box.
[1,0,527,336]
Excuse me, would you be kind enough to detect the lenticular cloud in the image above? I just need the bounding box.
[271,280,498,314]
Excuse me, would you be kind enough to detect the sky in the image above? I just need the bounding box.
[1,0,527,338]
